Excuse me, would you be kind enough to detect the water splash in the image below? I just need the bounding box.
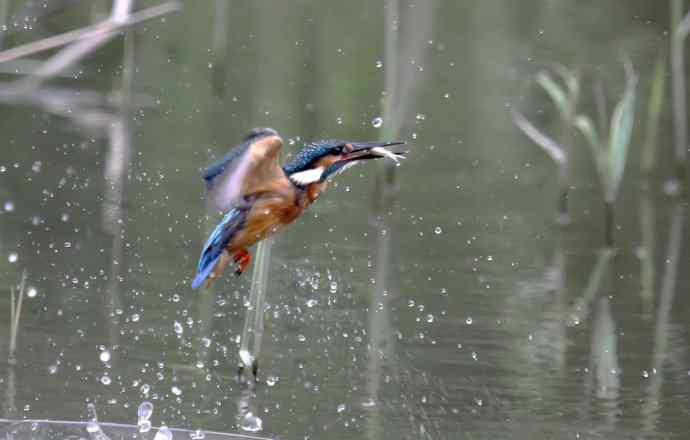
[153,426,173,440]
[173,321,183,335]
[239,413,262,433]
[137,401,154,433]
[189,430,205,440]
[85,403,110,440]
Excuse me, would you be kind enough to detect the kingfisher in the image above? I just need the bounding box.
[192,128,405,289]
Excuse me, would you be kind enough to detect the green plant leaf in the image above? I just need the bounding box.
[575,114,607,184]
[607,70,637,201]
[553,64,580,104]
[537,71,569,119]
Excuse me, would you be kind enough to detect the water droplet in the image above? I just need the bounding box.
[137,420,151,433]
[336,403,346,413]
[4,201,14,212]
[26,287,37,298]
[48,364,58,374]
[265,375,278,387]
[305,299,317,308]
[336,116,343,125]
[172,294,180,303]
[171,385,182,396]
[465,316,473,325]
[86,421,100,434]
[415,113,426,121]
[471,351,478,361]
[137,402,153,432]
[426,314,434,323]
[487,255,493,262]
[240,413,263,432]
[8,252,18,263]
[641,370,649,379]
[375,60,383,68]
[434,226,442,235]
[64,242,72,248]
[371,116,383,128]
[131,313,140,322]
[153,426,173,440]
[100,375,112,385]
[297,334,306,342]
[174,321,183,335]
[99,351,111,363]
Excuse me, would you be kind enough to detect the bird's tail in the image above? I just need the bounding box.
[191,207,247,289]
[191,258,218,289]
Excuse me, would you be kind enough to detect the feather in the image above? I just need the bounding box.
[192,207,249,288]
[205,134,284,212]
[289,167,324,186]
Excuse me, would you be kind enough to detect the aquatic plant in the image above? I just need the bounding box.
[575,62,638,246]
[641,55,667,178]
[512,65,580,222]
[671,0,690,184]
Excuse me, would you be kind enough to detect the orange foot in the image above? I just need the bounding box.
[233,249,251,276]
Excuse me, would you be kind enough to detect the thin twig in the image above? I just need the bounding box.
[8,270,28,365]
[19,0,133,88]
[0,2,180,65]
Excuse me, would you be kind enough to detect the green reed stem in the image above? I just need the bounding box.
[641,55,667,176]
[671,0,689,182]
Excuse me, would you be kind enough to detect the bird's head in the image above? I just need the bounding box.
[283,140,406,186]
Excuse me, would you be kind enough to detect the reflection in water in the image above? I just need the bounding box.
[367,0,437,439]
[642,202,686,433]
[588,296,619,426]
[638,188,656,310]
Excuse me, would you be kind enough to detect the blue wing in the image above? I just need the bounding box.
[192,207,249,289]
[203,141,251,188]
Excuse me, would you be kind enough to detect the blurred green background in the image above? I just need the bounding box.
[0,1,688,439]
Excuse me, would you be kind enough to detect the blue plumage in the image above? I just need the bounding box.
[192,207,249,289]
[281,139,347,176]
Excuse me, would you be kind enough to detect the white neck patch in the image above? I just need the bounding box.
[289,167,324,186]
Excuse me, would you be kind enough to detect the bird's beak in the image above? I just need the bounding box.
[342,141,407,163]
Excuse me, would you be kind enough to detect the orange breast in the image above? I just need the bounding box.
[228,192,304,251]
